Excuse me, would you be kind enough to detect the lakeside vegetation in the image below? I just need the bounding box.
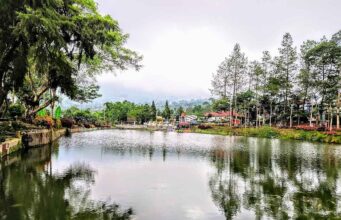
[189,125,341,144]
[209,31,341,130]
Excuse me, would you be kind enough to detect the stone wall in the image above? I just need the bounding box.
[1,127,109,158]
[22,129,66,147]
[0,138,21,158]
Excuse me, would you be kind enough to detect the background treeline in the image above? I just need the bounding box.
[61,99,232,126]
[210,31,341,129]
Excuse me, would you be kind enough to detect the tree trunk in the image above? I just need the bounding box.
[256,107,258,128]
[309,103,313,127]
[337,92,340,129]
[330,108,333,131]
[229,97,232,127]
[337,107,340,130]
[28,97,57,117]
[248,108,250,127]
[289,105,293,128]
[262,107,266,126]
[269,102,273,127]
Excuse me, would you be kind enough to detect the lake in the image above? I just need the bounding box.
[1,129,341,219]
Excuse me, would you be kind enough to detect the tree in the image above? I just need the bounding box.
[212,98,230,112]
[175,106,184,121]
[211,58,232,98]
[150,101,157,121]
[305,41,341,126]
[298,40,318,126]
[277,33,298,124]
[162,101,171,120]
[260,51,272,125]
[0,0,142,117]
[211,44,248,125]
[248,61,264,127]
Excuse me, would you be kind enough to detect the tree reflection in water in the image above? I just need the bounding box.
[0,143,133,220]
[209,138,341,219]
[2,134,341,220]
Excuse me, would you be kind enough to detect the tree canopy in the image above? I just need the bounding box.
[211,31,341,128]
[0,0,141,118]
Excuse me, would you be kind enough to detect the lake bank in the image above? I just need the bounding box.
[0,127,111,158]
[186,126,341,144]
[115,124,175,131]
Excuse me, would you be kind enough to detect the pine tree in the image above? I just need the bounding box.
[150,101,157,121]
[163,101,171,120]
[277,33,297,124]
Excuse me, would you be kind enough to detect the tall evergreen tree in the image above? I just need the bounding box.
[150,101,157,121]
[277,33,298,123]
[305,41,341,125]
[211,44,247,125]
[163,101,171,120]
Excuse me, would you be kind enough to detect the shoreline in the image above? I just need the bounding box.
[0,127,112,159]
[185,126,341,144]
[110,125,341,144]
[2,125,340,159]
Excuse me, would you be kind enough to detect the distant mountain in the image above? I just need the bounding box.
[159,99,211,110]
[61,96,211,111]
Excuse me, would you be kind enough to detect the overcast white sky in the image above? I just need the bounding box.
[94,0,341,103]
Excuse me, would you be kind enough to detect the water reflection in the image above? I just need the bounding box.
[0,143,133,220]
[208,138,341,219]
[1,130,341,219]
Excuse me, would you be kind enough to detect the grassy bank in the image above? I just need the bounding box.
[188,126,341,144]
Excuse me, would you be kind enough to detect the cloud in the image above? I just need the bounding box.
[98,26,230,100]
[92,0,341,103]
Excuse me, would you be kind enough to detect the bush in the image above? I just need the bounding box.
[55,119,62,129]
[8,104,25,118]
[34,116,54,128]
[178,122,190,128]
[61,118,74,128]
[198,124,212,130]
[324,131,337,135]
[294,125,317,131]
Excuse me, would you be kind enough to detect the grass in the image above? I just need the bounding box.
[188,126,341,144]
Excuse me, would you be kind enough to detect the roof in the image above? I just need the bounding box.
[204,111,241,117]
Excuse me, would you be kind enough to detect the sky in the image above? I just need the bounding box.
[91,0,341,104]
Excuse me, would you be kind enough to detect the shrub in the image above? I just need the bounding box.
[61,118,74,128]
[324,131,337,135]
[8,104,25,118]
[178,122,190,128]
[34,116,54,128]
[317,126,327,131]
[294,124,317,131]
[55,119,62,129]
[198,124,212,130]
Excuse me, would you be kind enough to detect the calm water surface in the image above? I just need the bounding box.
[1,129,341,219]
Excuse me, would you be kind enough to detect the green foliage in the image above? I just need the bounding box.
[162,101,171,120]
[209,31,341,128]
[37,109,47,117]
[55,106,62,119]
[0,0,141,117]
[34,115,54,128]
[8,104,25,118]
[150,101,157,121]
[104,101,154,124]
[212,98,229,111]
[193,126,341,144]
